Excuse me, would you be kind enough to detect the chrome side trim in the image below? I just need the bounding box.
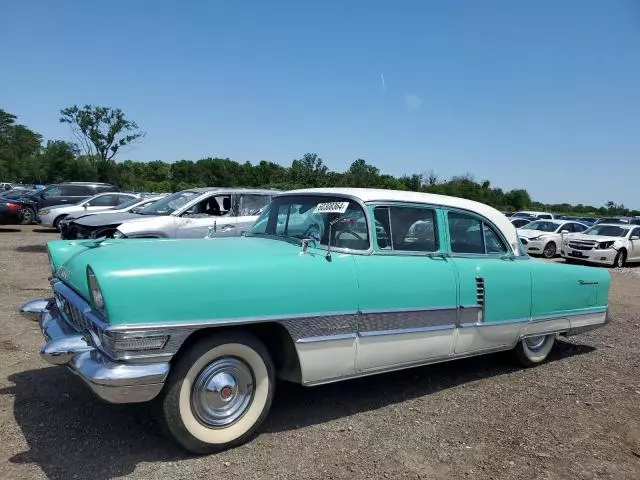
[531,306,607,322]
[359,324,455,337]
[295,333,357,344]
[358,308,457,334]
[459,317,530,328]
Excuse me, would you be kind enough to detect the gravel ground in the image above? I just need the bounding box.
[0,225,639,480]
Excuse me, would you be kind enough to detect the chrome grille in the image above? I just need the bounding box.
[55,292,92,332]
[568,241,596,251]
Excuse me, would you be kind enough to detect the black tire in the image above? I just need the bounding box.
[542,241,557,259]
[20,207,35,225]
[52,215,67,232]
[158,331,275,455]
[613,249,626,268]
[514,334,555,367]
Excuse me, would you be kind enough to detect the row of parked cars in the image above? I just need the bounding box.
[19,186,612,454]
[506,210,640,267]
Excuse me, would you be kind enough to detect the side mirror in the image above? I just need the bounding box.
[631,236,640,240]
[560,229,569,234]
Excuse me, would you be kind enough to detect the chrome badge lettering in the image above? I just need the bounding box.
[57,267,71,282]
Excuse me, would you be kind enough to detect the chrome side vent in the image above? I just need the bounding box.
[476,277,485,322]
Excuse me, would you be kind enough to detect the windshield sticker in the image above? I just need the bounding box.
[314,202,349,214]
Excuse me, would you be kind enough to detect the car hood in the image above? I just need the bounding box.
[517,229,557,238]
[73,212,159,227]
[43,205,83,215]
[567,234,624,243]
[48,236,358,326]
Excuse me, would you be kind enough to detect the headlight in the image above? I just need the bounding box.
[598,241,615,249]
[40,209,50,216]
[530,235,544,241]
[86,266,107,316]
[112,229,126,239]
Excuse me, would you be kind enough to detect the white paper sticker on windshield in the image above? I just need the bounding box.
[314,201,349,214]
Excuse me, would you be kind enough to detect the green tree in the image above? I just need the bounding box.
[59,105,145,165]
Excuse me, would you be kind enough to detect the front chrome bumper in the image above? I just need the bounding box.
[20,299,169,404]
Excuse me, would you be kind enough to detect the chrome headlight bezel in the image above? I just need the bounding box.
[597,241,615,250]
[86,266,107,317]
[112,229,126,239]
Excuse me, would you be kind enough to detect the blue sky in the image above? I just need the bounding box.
[2,0,639,208]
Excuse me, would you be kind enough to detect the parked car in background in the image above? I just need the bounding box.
[23,182,119,212]
[594,216,640,226]
[0,201,23,224]
[517,219,588,258]
[510,216,536,228]
[561,223,640,267]
[110,188,281,239]
[38,192,139,230]
[512,211,555,220]
[20,187,611,453]
[60,194,168,239]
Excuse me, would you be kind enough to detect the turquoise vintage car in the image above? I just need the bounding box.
[20,188,610,454]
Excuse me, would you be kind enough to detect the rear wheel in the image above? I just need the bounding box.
[514,334,555,367]
[613,249,626,268]
[159,331,275,454]
[542,241,557,259]
[20,206,35,225]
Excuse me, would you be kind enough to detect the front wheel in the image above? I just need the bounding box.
[542,241,557,259]
[53,215,67,232]
[159,332,275,454]
[514,334,555,367]
[613,249,626,268]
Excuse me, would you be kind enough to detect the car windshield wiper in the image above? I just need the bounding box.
[245,232,302,245]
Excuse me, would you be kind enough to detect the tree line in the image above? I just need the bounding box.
[1,107,637,216]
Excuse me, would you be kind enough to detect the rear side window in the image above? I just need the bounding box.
[448,211,507,255]
[373,206,437,252]
[61,185,91,196]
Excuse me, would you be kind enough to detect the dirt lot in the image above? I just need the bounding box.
[0,225,639,480]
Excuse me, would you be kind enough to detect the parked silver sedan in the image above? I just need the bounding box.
[37,192,139,230]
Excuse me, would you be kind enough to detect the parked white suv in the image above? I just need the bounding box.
[113,188,281,239]
[561,223,640,267]
[517,219,588,258]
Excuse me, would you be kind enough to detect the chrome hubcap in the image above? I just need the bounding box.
[191,357,254,428]
[524,335,546,351]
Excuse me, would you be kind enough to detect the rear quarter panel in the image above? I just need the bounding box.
[530,260,610,317]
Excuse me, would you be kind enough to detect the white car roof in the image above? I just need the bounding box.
[284,187,522,254]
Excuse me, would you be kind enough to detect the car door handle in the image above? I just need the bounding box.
[220,224,235,232]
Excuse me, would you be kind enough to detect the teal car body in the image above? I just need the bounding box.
[21,188,611,453]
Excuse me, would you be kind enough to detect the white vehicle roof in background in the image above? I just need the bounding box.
[283,187,521,255]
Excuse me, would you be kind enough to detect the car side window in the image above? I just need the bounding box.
[62,185,91,196]
[239,195,271,216]
[632,228,640,238]
[184,194,232,217]
[41,186,62,198]
[448,211,507,255]
[115,195,134,205]
[538,214,552,219]
[87,195,116,207]
[560,223,574,233]
[373,206,437,252]
[573,223,587,232]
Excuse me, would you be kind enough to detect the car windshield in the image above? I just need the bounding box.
[1,190,33,199]
[584,225,629,237]
[248,195,370,250]
[520,221,558,232]
[115,198,142,210]
[139,191,199,215]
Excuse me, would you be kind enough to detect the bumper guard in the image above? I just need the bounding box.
[20,299,169,404]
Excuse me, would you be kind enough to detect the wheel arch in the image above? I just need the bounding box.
[172,322,302,384]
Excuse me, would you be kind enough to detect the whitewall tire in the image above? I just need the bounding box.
[514,334,555,367]
[159,331,275,454]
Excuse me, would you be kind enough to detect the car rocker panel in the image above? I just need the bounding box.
[20,188,611,454]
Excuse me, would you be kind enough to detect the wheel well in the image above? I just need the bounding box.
[173,322,302,384]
